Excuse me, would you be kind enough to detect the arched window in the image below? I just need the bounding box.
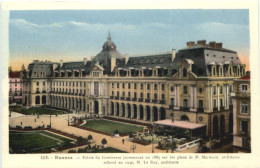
[183,68,187,77]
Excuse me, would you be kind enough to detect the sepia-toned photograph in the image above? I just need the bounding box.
[1,1,259,168]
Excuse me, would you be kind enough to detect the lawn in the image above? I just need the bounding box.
[95,147,128,153]
[9,106,65,115]
[82,119,144,135]
[9,131,73,153]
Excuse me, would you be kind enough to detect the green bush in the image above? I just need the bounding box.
[68,149,76,153]
[114,129,119,134]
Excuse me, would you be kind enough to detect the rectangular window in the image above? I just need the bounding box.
[171,86,174,92]
[128,83,131,89]
[134,92,137,99]
[242,85,248,91]
[241,120,248,133]
[122,83,125,89]
[213,86,216,95]
[147,84,150,90]
[134,83,137,89]
[117,91,119,97]
[220,86,223,94]
[170,98,174,106]
[140,93,143,98]
[213,99,217,108]
[128,92,131,97]
[241,103,248,113]
[183,86,188,94]
[36,82,39,86]
[183,99,188,108]
[162,94,165,100]
[112,83,114,88]
[147,93,150,99]
[154,93,158,100]
[43,82,45,86]
[117,83,119,88]
[112,91,114,96]
[123,92,125,97]
[162,84,165,90]
[154,84,158,90]
[220,99,223,107]
[140,84,143,90]
[199,100,203,109]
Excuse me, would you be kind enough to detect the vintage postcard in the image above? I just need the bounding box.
[1,0,259,168]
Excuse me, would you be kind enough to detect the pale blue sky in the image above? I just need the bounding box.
[9,10,249,70]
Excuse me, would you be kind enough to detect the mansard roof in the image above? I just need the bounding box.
[116,53,176,70]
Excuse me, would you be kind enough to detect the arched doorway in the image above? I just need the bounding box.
[146,106,151,121]
[94,101,99,114]
[110,102,114,115]
[180,115,189,121]
[116,103,119,116]
[35,96,40,105]
[229,112,233,133]
[121,103,125,117]
[160,107,166,120]
[220,115,225,136]
[153,106,158,121]
[127,104,131,118]
[42,95,46,105]
[213,116,219,138]
[139,105,144,120]
[133,104,137,119]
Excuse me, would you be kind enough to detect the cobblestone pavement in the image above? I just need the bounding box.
[9,114,198,153]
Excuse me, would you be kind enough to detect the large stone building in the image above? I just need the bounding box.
[21,34,247,138]
[9,71,23,104]
[231,73,250,152]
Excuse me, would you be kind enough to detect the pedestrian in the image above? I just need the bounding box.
[122,138,125,144]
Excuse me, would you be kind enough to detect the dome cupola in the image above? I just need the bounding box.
[102,32,116,51]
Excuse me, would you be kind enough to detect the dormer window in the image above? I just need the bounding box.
[183,68,187,77]
[93,71,99,77]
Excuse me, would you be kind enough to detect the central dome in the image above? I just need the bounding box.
[102,32,116,51]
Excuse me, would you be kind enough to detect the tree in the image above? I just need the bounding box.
[101,138,107,145]
[21,64,25,71]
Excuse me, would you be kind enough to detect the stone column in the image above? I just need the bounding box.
[144,107,147,121]
[151,109,154,121]
[190,85,194,108]
[224,84,227,110]
[119,103,122,117]
[217,84,220,111]
[174,85,180,110]
[131,104,134,118]
[99,100,102,115]
[227,85,230,108]
[137,106,140,120]
[125,104,128,118]
[194,85,197,109]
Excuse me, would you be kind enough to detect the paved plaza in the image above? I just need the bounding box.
[9,113,198,153]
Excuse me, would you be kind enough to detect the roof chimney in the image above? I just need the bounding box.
[197,40,206,46]
[209,41,216,48]
[125,56,129,65]
[60,60,63,67]
[186,41,195,47]
[172,49,176,62]
[215,43,223,49]
[83,58,88,66]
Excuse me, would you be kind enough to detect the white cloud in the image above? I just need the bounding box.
[194,22,248,32]
[10,19,168,33]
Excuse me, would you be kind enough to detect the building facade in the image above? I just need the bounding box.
[231,73,250,152]
[9,71,22,104]
[21,34,247,138]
